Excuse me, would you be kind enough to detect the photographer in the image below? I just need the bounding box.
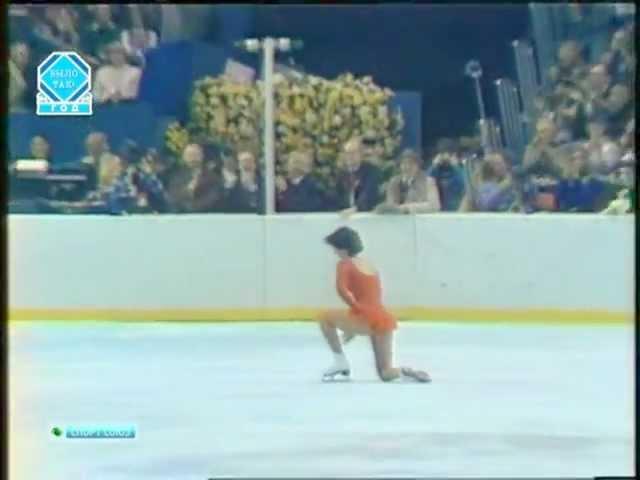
[427,139,466,211]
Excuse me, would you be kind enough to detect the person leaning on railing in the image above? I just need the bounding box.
[336,137,383,217]
[374,149,441,215]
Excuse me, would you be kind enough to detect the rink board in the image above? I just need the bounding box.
[8,214,634,324]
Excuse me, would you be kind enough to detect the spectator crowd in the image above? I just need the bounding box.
[8,5,635,215]
[9,4,158,112]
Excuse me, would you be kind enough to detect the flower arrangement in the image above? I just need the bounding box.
[165,71,405,191]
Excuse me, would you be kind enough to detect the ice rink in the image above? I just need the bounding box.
[9,321,634,479]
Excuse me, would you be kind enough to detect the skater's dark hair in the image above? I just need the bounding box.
[325,227,363,257]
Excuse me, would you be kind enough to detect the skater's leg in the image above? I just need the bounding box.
[371,332,431,383]
[370,332,402,382]
[318,310,370,380]
[318,309,370,353]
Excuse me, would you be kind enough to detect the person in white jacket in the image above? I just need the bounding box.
[375,149,441,214]
[93,42,142,104]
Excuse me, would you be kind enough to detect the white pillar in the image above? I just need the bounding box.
[262,37,276,215]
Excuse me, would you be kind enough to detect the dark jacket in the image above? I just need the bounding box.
[335,162,382,212]
[166,165,222,213]
[226,174,265,214]
[427,163,466,211]
[556,177,607,212]
[277,175,326,213]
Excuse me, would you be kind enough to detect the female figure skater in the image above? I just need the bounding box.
[319,226,431,383]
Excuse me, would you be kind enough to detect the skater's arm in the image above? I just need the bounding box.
[336,262,360,311]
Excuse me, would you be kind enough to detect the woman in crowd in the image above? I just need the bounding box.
[459,151,518,212]
[318,226,431,383]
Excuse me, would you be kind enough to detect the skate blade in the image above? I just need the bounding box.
[322,370,351,383]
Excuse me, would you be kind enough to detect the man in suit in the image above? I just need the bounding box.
[276,150,326,212]
[335,137,383,214]
[376,149,441,214]
[226,149,264,213]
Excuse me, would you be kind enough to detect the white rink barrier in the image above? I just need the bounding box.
[8,213,634,323]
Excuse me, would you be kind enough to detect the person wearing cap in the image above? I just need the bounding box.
[375,149,441,214]
[93,41,142,104]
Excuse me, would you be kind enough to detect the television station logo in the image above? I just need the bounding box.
[37,51,92,116]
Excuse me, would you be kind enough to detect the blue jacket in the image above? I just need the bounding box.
[556,177,606,212]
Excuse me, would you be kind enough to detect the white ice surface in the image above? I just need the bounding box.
[9,322,634,479]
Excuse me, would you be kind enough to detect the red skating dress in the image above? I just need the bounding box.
[335,259,397,333]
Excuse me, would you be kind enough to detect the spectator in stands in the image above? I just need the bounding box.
[584,114,621,174]
[459,151,517,212]
[32,6,81,52]
[167,143,222,213]
[600,84,633,138]
[583,64,613,119]
[276,150,326,212]
[376,149,440,214]
[101,140,141,215]
[81,5,122,60]
[335,137,383,215]
[427,139,466,211]
[518,131,564,213]
[134,148,170,213]
[226,150,264,213]
[150,148,178,188]
[602,25,635,87]
[548,40,588,87]
[361,131,386,168]
[93,42,142,104]
[523,117,562,170]
[9,42,30,112]
[121,5,158,66]
[29,135,52,161]
[556,147,608,212]
[550,81,587,142]
[80,132,120,191]
[619,118,635,154]
[220,149,239,195]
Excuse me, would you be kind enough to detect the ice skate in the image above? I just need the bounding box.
[322,354,351,382]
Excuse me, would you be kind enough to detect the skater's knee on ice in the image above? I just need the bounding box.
[318,311,334,326]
